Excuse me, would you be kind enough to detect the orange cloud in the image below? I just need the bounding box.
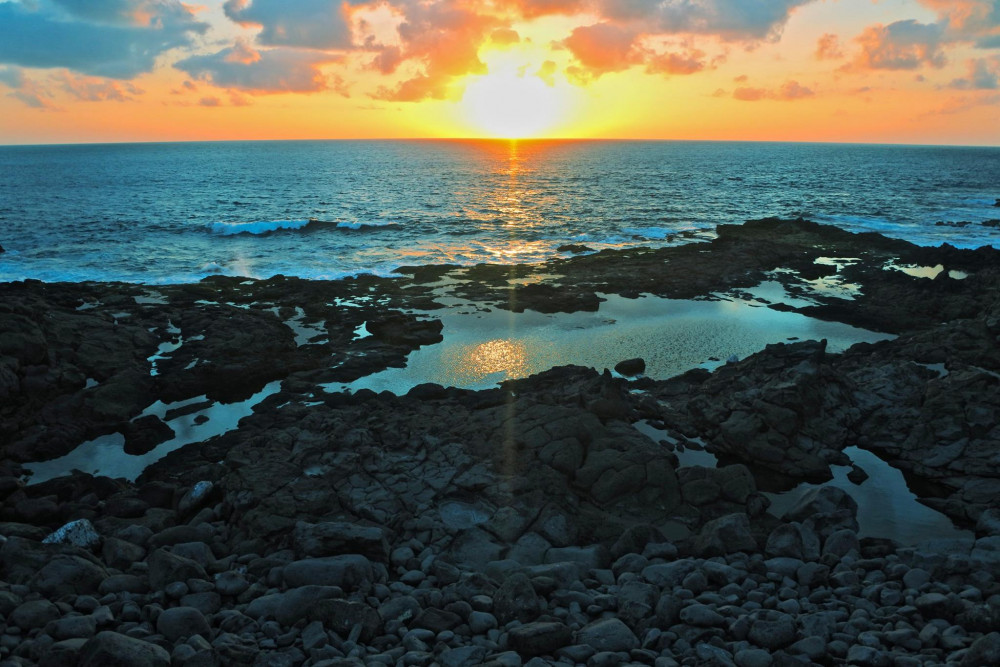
[490,28,522,46]
[646,49,707,75]
[733,79,814,101]
[374,2,498,101]
[562,23,643,76]
[815,33,843,60]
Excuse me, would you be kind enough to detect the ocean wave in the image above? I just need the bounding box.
[208,218,399,236]
[336,220,399,231]
[208,219,316,236]
[623,226,679,240]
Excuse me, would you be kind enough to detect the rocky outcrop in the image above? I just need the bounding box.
[2,218,999,664]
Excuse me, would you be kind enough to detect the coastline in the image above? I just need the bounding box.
[1,217,999,665]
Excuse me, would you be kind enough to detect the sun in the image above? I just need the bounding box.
[461,72,564,139]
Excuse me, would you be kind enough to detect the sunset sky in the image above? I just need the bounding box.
[1,0,999,145]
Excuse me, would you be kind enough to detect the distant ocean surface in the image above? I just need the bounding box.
[1,140,998,284]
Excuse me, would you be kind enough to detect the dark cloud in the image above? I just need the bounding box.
[175,39,340,93]
[596,0,816,42]
[950,56,1000,89]
[0,66,27,88]
[0,0,208,78]
[917,1,1000,48]
[222,0,369,50]
[849,20,947,71]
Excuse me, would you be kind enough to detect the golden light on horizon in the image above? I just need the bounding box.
[460,72,566,139]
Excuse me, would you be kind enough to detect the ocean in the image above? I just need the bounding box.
[1,139,998,284]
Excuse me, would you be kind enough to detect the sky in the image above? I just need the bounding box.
[0,0,999,145]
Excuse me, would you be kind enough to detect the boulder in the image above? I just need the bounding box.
[614,358,646,376]
[42,519,101,550]
[693,513,757,556]
[10,599,60,629]
[292,521,389,561]
[156,606,211,642]
[30,554,107,597]
[282,554,374,591]
[507,622,573,657]
[494,572,542,624]
[147,548,207,590]
[78,632,170,667]
[575,618,639,653]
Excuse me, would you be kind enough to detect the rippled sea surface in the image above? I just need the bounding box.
[1,140,998,283]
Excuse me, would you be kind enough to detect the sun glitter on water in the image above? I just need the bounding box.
[461,72,564,139]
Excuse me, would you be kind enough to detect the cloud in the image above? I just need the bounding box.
[733,79,814,101]
[0,66,27,89]
[495,0,588,18]
[562,23,642,76]
[922,92,1000,116]
[536,60,557,85]
[950,56,1000,89]
[815,33,843,60]
[370,2,498,101]
[0,67,60,109]
[776,79,814,99]
[646,48,707,75]
[222,0,369,50]
[490,28,521,46]
[54,72,144,101]
[0,0,208,78]
[917,0,1000,47]
[849,20,947,71]
[199,96,221,106]
[597,0,817,42]
[733,86,765,101]
[176,39,340,93]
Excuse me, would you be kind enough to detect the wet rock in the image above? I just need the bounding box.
[614,358,646,376]
[557,244,594,254]
[123,415,175,456]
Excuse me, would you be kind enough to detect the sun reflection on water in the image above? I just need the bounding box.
[442,338,531,385]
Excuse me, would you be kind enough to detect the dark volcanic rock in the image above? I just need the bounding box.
[2,217,1000,666]
[557,243,594,254]
[79,631,170,667]
[614,357,646,376]
[123,415,174,455]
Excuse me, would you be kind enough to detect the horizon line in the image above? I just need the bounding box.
[2,137,999,150]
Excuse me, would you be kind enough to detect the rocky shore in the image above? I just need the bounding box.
[1,218,999,666]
